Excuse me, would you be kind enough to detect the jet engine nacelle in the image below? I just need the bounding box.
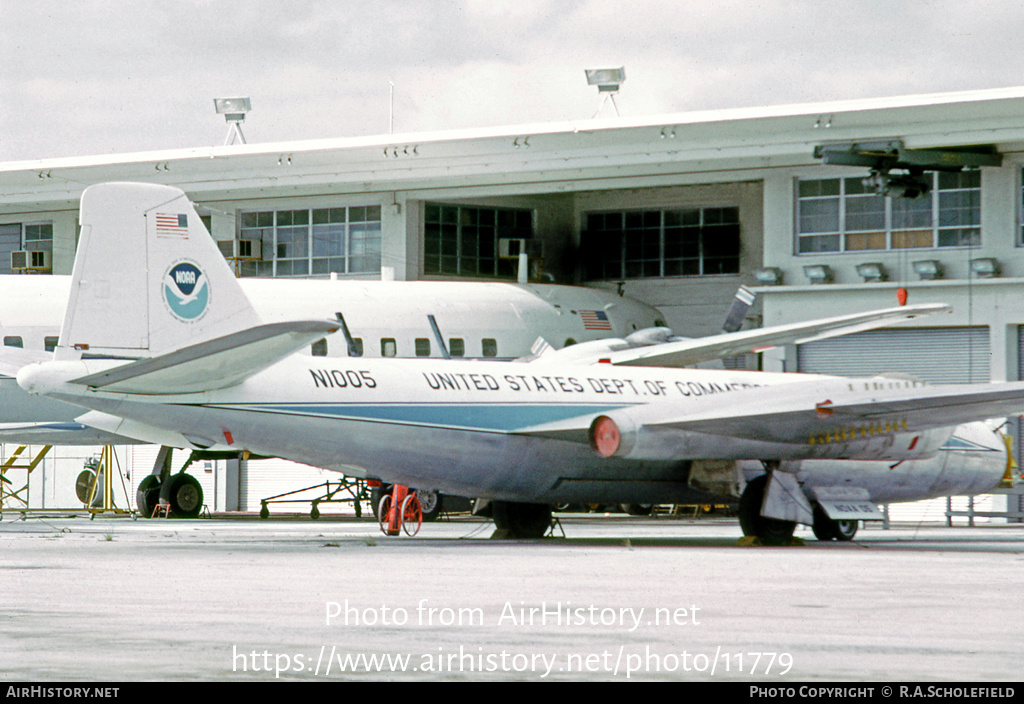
[588,413,954,463]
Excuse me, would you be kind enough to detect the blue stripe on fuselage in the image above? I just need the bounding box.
[215,402,627,432]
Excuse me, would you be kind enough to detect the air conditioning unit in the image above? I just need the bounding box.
[217,239,262,260]
[11,250,51,271]
[498,238,543,259]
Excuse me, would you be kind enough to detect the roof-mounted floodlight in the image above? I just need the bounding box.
[214,97,251,145]
[585,67,625,117]
[803,264,833,285]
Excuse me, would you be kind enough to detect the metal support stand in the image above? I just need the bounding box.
[259,477,371,519]
[0,445,51,514]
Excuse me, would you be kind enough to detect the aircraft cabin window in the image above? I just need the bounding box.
[415,338,431,357]
[381,338,397,357]
[44,336,59,352]
[4,336,23,348]
[349,338,364,357]
[311,338,328,357]
[449,338,465,357]
[482,338,498,358]
[564,338,577,347]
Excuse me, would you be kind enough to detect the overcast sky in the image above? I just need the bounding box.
[3,0,1024,162]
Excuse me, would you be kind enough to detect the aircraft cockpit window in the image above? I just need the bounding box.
[3,336,23,348]
[415,338,431,357]
[482,338,498,357]
[449,338,465,357]
[44,336,58,352]
[381,338,397,357]
[311,338,328,357]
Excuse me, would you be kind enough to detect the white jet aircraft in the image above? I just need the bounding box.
[11,183,1020,542]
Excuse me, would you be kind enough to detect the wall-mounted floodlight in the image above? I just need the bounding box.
[585,67,625,117]
[214,97,251,145]
[912,260,943,280]
[803,264,833,285]
[970,257,1000,278]
[753,267,783,285]
[855,262,887,283]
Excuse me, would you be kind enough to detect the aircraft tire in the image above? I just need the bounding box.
[738,474,795,545]
[161,473,203,518]
[492,501,552,539]
[833,519,858,541]
[812,505,859,541]
[136,475,162,518]
[417,490,443,522]
[811,504,838,541]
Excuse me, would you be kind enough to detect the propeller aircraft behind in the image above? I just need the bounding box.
[11,183,1020,542]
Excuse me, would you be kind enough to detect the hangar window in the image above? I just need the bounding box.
[237,206,381,277]
[423,204,533,278]
[582,207,740,279]
[0,222,53,275]
[796,173,980,253]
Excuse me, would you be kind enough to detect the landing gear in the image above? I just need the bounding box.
[812,505,858,541]
[160,473,203,518]
[136,475,162,518]
[492,501,552,539]
[738,474,796,545]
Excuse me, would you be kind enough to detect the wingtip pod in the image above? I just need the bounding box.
[58,182,261,361]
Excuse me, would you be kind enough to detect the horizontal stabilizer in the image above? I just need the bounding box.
[0,347,51,378]
[70,320,338,394]
[0,421,140,446]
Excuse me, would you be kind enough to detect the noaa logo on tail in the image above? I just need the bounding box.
[163,261,209,322]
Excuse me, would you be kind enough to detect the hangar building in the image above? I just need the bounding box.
[2,86,1023,517]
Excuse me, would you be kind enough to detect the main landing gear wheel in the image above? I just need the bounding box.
[492,501,552,539]
[416,489,442,522]
[812,505,859,541]
[738,474,796,546]
[136,475,162,518]
[159,473,203,518]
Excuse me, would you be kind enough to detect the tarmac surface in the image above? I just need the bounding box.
[1,512,1022,682]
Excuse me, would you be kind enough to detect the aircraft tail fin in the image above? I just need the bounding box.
[56,182,262,362]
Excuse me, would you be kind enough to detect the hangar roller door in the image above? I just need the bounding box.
[800,326,996,522]
[797,327,990,384]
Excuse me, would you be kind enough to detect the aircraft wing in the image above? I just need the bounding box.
[67,320,338,394]
[524,377,1024,454]
[536,303,950,368]
[629,379,1024,443]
